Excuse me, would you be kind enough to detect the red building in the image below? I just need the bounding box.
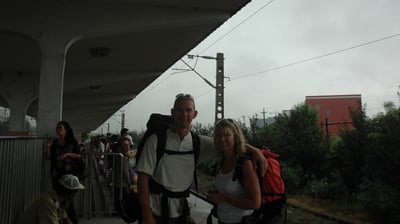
[305,94,362,136]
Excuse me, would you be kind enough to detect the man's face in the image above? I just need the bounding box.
[171,99,197,129]
[121,139,131,153]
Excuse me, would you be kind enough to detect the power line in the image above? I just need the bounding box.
[230,32,400,81]
[138,0,276,96]
[200,0,275,53]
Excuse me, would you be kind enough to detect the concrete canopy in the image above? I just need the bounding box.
[0,0,250,135]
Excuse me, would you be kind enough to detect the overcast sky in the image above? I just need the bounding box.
[96,0,400,134]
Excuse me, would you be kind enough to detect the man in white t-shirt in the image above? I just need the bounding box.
[120,128,133,145]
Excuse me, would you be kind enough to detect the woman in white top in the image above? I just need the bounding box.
[206,119,261,224]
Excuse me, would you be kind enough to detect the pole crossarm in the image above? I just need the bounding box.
[180,59,216,89]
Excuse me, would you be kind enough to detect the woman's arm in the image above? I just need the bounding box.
[45,139,52,160]
[241,160,262,209]
[58,152,81,160]
[61,139,82,160]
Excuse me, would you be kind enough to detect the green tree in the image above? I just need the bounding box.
[272,103,326,178]
[367,104,400,188]
[192,122,214,136]
[359,104,400,221]
[334,107,370,195]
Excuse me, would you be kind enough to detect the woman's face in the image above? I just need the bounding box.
[56,123,67,138]
[214,127,235,153]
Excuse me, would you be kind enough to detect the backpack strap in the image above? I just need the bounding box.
[155,131,199,166]
[232,153,252,185]
[155,131,167,168]
[191,131,200,193]
[150,130,200,223]
[191,131,200,163]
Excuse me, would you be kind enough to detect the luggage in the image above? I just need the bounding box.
[120,193,141,223]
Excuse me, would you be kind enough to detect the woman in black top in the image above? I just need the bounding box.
[47,121,82,180]
[46,121,83,223]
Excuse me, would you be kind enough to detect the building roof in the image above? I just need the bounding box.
[0,0,251,134]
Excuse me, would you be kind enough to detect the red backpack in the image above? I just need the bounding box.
[206,148,287,224]
[260,148,286,203]
[233,148,287,223]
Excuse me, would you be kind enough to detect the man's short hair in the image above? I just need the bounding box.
[174,93,195,108]
[120,128,129,136]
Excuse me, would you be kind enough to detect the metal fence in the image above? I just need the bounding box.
[0,136,49,224]
[79,151,126,219]
[0,137,126,224]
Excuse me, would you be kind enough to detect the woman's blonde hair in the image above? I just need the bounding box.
[214,119,246,161]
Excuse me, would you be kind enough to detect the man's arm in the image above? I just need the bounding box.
[197,135,218,164]
[138,173,155,224]
[245,144,267,176]
[198,136,266,175]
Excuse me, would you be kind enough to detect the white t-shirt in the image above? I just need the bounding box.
[215,168,253,223]
[135,129,216,217]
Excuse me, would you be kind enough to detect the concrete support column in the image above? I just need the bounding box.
[8,95,32,132]
[36,38,67,136]
[0,71,37,133]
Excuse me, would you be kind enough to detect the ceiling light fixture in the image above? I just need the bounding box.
[89,47,110,57]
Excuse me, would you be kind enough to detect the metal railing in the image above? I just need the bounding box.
[79,151,126,219]
[0,137,128,223]
[0,136,49,224]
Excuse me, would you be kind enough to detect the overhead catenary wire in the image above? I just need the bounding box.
[200,0,275,54]
[230,32,400,81]
[139,2,400,104]
[140,30,400,98]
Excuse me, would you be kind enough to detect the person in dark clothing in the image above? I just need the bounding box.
[18,174,85,224]
[46,121,82,223]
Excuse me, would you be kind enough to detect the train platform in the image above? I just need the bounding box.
[80,193,216,224]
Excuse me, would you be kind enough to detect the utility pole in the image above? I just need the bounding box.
[121,112,125,130]
[249,114,258,142]
[185,52,225,124]
[261,108,267,127]
[215,53,224,123]
[325,117,330,150]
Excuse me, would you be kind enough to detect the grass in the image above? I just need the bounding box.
[196,170,375,224]
[286,207,338,224]
[287,195,373,224]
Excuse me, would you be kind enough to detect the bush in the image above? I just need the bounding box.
[304,177,329,199]
[326,171,347,199]
[281,163,303,194]
[356,178,400,223]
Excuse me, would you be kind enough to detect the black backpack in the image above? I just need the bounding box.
[136,113,201,168]
[124,113,200,223]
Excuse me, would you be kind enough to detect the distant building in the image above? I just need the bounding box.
[305,94,362,136]
[249,116,276,128]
